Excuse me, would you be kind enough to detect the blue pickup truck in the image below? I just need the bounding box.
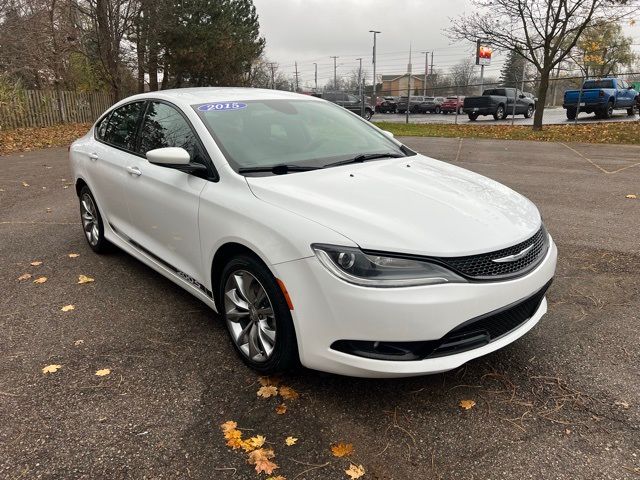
[563,78,638,120]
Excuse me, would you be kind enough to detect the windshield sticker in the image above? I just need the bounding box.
[198,102,247,112]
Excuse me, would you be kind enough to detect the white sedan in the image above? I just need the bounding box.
[69,88,557,378]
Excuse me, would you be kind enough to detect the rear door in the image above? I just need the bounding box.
[88,101,145,231]
[123,100,212,285]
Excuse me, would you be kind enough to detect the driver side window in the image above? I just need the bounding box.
[139,102,205,165]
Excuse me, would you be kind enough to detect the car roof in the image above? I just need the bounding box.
[111,87,320,111]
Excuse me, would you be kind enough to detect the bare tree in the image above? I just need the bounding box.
[449,0,638,130]
[450,58,478,95]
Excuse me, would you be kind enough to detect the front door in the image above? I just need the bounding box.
[123,101,210,285]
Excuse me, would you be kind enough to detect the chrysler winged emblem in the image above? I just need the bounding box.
[492,244,534,263]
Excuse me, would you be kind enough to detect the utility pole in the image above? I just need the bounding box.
[421,51,428,96]
[406,43,412,125]
[330,56,339,90]
[369,30,381,103]
[267,63,276,90]
[294,61,299,92]
[313,62,318,92]
[430,51,434,96]
[357,57,363,95]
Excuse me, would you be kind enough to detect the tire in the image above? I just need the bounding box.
[364,109,373,121]
[458,107,464,115]
[524,105,534,118]
[434,106,441,114]
[468,112,479,121]
[566,108,577,120]
[78,186,111,254]
[602,101,614,119]
[493,104,506,120]
[627,106,637,116]
[219,254,299,374]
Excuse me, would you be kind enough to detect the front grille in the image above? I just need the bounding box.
[435,226,548,280]
[330,279,552,361]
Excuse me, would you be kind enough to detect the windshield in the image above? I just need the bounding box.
[583,79,614,89]
[194,99,407,172]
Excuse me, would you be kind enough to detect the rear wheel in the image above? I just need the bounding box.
[468,112,479,121]
[627,105,637,116]
[220,254,299,374]
[493,104,506,120]
[602,101,614,119]
[78,186,111,253]
[566,108,577,120]
[364,109,373,121]
[434,106,441,114]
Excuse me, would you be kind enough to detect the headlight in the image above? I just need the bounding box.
[311,244,466,287]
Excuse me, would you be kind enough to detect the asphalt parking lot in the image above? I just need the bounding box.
[374,107,639,125]
[1,138,639,479]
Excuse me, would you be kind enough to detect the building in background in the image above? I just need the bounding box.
[381,74,426,97]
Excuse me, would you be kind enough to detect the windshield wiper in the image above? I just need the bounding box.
[238,164,321,175]
[323,152,405,169]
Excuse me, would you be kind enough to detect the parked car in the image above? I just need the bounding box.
[563,78,638,120]
[377,96,398,114]
[463,88,536,121]
[417,97,445,114]
[322,91,375,120]
[440,96,465,114]
[69,88,556,377]
[397,95,428,114]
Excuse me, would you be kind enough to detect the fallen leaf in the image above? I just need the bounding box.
[275,404,287,415]
[221,420,238,433]
[257,385,278,398]
[626,194,637,199]
[22,181,30,187]
[345,463,365,479]
[68,253,80,258]
[266,476,287,480]
[279,386,299,400]
[30,261,43,266]
[74,339,84,346]
[225,429,244,449]
[95,368,111,376]
[459,399,476,410]
[614,400,630,409]
[77,274,94,284]
[42,364,62,374]
[33,276,47,284]
[331,442,354,457]
[61,305,75,312]
[259,376,280,387]
[285,436,298,446]
[17,273,32,281]
[246,435,266,449]
[248,448,278,475]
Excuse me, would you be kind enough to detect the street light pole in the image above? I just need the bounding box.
[330,56,339,90]
[421,51,428,96]
[369,30,380,102]
[313,63,318,92]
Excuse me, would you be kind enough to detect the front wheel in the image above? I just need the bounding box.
[434,106,441,114]
[78,186,111,253]
[493,105,506,120]
[602,102,614,119]
[220,254,299,374]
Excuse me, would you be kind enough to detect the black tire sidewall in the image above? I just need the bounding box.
[219,254,299,374]
[79,186,109,253]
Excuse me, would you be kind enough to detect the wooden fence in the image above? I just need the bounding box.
[0,90,115,130]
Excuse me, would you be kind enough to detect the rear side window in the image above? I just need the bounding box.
[104,102,144,151]
[138,102,204,163]
[95,113,110,141]
[583,80,614,89]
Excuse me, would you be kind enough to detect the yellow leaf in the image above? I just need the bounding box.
[248,448,278,475]
[257,385,278,398]
[33,276,47,284]
[77,275,94,284]
[331,442,354,457]
[61,305,75,312]
[247,435,266,449]
[285,436,298,446]
[68,253,80,258]
[220,420,237,433]
[30,261,43,266]
[42,364,62,374]
[17,273,32,281]
[279,386,299,400]
[95,368,111,376]
[22,181,30,187]
[459,399,476,410]
[345,464,365,479]
[275,404,287,415]
[626,194,637,199]
[259,376,280,386]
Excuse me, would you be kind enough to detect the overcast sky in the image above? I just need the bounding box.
[254,0,640,88]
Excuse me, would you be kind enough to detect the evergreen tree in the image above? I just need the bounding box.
[499,50,526,88]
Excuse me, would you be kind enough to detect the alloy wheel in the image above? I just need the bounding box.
[224,270,276,363]
[80,193,100,246]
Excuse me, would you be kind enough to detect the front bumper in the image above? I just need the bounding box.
[273,236,557,378]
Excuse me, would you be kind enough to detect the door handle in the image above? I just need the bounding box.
[126,166,142,177]
[89,152,99,161]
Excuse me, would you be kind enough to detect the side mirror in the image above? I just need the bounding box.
[629,86,635,90]
[381,130,394,139]
[147,147,190,165]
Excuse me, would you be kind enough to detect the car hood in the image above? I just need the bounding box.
[245,155,541,257]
